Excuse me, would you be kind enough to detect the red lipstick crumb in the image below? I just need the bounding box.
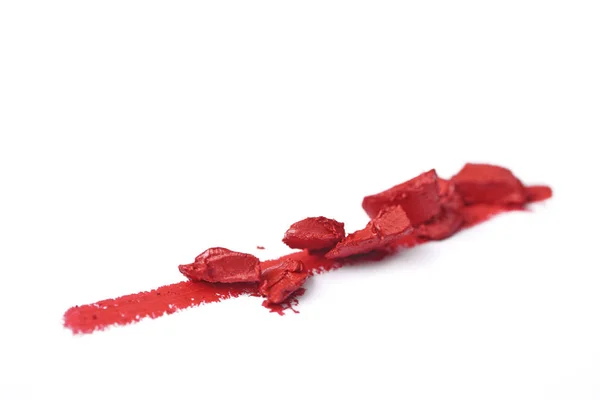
[64,163,552,334]
[283,217,345,251]
[256,246,265,250]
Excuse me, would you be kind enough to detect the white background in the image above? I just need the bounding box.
[1,1,599,399]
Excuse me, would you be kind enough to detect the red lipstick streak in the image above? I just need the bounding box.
[63,281,259,334]
[63,165,552,335]
[65,251,341,333]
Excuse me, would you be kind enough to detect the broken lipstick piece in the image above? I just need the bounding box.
[259,259,308,304]
[282,216,346,251]
[362,169,441,226]
[451,163,527,206]
[179,247,261,283]
[325,205,412,259]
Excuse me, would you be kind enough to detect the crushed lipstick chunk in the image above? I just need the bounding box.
[259,259,308,304]
[326,205,412,259]
[362,169,441,226]
[178,247,261,283]
[283,217,346,251]
[451,163,527,206]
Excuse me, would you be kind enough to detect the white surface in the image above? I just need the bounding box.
[1,1,599,399]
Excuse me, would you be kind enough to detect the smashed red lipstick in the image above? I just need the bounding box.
[325,205,412,259]
[362,169,441,225]
[259,259,308,305]
[179,248,261,283]
[283,217,346,251]
[64,163,553,334]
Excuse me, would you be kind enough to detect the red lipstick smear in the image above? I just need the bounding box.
[65,250,342,333]
[64,164,552,334]
[63,281,260,334]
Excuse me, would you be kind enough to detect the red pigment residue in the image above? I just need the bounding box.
[64,250,341,334]
[257,246,265,250]
[64,163,552,334]
[263,288,306,315]
[64,281,259,334]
